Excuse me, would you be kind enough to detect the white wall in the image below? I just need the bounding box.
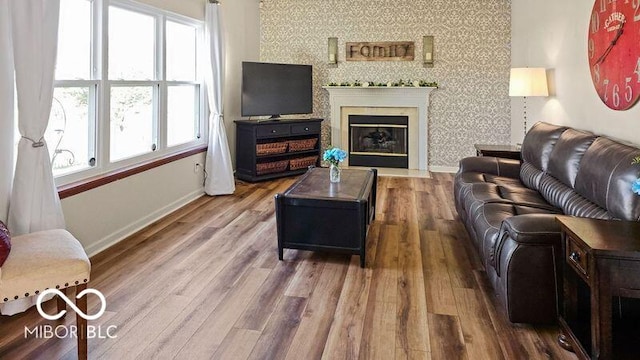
[511,0,640,146]
[63,153,205,255]
[220,0,260,166]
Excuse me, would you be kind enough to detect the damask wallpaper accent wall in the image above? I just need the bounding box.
[260,0,512,168]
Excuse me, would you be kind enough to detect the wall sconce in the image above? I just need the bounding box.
[328,37,338,65]
[423,36,434,67]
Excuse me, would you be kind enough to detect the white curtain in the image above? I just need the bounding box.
[2,0,63,316]
[203,2,235,196]
[7,0,65,236]
[0,0,14,224]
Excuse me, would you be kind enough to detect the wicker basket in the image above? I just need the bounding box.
[289,156,318,171]
[256,142,288,156]
[288,138,318,152]
[256,160,289,175]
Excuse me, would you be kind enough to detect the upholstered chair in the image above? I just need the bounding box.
[0,229,91,360]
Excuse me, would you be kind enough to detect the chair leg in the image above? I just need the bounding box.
[76,283,88,360]
[57,287,67,317]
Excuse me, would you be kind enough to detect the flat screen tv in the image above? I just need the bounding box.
[241,62,313,119]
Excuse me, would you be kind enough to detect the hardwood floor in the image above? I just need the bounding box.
[0,174,577,360]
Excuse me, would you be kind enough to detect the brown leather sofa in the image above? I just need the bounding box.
[454,122,640,324]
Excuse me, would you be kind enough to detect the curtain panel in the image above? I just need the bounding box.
[203,2,235,196]
[2,0,65,316]
[0,0,14,224]
[7,0,65,235]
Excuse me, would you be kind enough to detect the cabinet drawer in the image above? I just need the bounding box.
[611,260,640,292]
[567,236,589,277]
[257,124,290,138]
[291,123,320,135]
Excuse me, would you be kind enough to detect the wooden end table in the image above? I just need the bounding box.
[275,167,377,268]
[556,216,640,359]
[474,144,521,160]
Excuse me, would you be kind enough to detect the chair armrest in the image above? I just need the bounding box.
[501,214,562,245]
[458,156,521,179]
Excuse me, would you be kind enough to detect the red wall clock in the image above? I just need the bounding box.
[588,0,640,110]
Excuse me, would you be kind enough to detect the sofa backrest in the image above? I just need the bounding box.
[546,129,596,187]
[519,122,640,221]
[521,122,568,171]
[574,137,640,221]
[536,129,609,219]
[519,122,567,189]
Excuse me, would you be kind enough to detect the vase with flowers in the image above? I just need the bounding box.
[323,147,347,183]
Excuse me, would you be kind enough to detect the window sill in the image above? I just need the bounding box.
[57,144,207,199]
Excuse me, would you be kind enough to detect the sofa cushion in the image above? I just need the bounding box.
[547,129,596,187]
[458,156,521,179]
[456,172,523,189]
[482,174,524,188]
[574,137,640,220]
[463,182,557,214]
[455,172,527,217]
[520,122,567,172]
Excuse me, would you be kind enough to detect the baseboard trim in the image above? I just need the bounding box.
[429,165,459,173]
[84,189,205,257]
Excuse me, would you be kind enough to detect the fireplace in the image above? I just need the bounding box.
[349,115,408,168]
[324,86,435,171]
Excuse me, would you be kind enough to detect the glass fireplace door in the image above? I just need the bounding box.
[348,115,409,168]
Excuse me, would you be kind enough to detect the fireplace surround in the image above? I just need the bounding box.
[324,86,435,171]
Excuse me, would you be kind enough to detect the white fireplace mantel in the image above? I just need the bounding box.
[323,86,436,171]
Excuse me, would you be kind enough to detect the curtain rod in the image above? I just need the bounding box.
[209,0,219,3]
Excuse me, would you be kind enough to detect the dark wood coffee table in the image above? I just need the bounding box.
[275,167,377,268]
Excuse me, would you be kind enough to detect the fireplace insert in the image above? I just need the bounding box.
[349,115,408,168]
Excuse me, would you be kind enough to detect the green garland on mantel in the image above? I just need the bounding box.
[325,79,438,88]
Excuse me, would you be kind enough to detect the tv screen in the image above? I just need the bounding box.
[241,62,313,118]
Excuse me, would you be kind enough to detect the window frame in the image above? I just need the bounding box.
[52,0,207,187]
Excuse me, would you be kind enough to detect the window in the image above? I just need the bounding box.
[47,87,94,175]
[109,86,154,161]
[167,85,199,146]
[108,7,155,80]
[47,0,204,182]
[166,20,200,146]
[47,0,95,176]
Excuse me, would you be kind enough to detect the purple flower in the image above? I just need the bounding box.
[632,178,640,196]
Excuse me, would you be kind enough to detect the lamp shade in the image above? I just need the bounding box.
[509,68,548,97]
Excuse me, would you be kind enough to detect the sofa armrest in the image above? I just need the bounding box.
[458,156,521,179]
[501,214,562,245]
[492,214,564,323]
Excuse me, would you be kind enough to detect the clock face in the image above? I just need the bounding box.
[588,0,640,110]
